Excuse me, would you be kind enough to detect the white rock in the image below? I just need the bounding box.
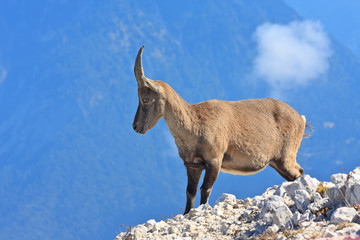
[240,208,252,219]
[172,214,184,221]
[145,219,156,228]
[307,197,328,214]
[225,224,241,235]
[276,176,315,200]
[233,202,242,209]
[298,175,320,193]
[283,195,295,208]
[348,168,360,183]
[168,226,178,234]
[214,193,236,206]
[274,181,292,197]
[197,203,212,211]
[267,224,279,233]
[250,205,259,211]
[260,195,292,226]
[322,228,336,238]
[273,205,293,226]
[300,209,316,222]
[133,226,146,239]
[188,208,200,219]
[292,211,302,226]
[330,207,357,224]
[220,222,229,234]
[311,192,323,202]
[258,212,272,226]
[244,197,253,206]
[331,173,348,185]
[181,232,191,239]
[165,218,176,225]
[195,216,206,224]
[294,189,311,213]
[298,210,311,224]
[252,196,265,208]
[322,181,336,189]
[223,203,233,211]
[260,195,284,216]
[346,182,360,206]
[262,186,277,198]
[212,206,224,216]
[184,223,196,232]
[345,167,360,205]
[299,221,311,228]
[152,220,168,231]
[115,167,360,240]
[336,224,360,237]
[326,186,346,206]
[345,168,360,193]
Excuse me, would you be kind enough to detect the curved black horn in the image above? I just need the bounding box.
[133,45,159,92]
[134,45,145,85]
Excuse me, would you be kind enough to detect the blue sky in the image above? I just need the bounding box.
[0,1,359,240]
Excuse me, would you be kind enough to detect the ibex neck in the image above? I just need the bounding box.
[162,84,196,138]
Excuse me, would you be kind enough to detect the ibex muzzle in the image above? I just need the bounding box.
[132,46,308,214]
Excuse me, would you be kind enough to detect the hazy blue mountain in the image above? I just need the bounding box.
[0,1,359,240]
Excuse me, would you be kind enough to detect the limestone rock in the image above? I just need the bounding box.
[294,189,311,213]
[335,223,360,238]
[167,226,178,234]
[346,182,360,206]
[252,195,265,208]
[260,195,292,226]
[326,185,346,206]
[307,197,329,214]
[214,193,236,206]
[188,208,200,219]
[116,167,360,240]
[330,207,358,224]
[331,173,347,185]
[145,219,156,228]
[291,211,301,226]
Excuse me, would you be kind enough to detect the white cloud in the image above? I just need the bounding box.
[109,20,131,52]
[335,160,343,166]
[151,48,167,62]
[323,121,335,129]
[253,20,332,96]
[346,138,355,144]
[0,66,7,85]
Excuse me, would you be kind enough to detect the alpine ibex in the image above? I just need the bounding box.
[132,46,308,214]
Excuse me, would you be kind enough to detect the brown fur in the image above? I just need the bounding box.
[132,46,306,214]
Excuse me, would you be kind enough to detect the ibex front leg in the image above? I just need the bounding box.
[200,158,220,205]
[184,167,202,214]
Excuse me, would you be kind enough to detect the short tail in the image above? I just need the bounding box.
[301,115,313,138]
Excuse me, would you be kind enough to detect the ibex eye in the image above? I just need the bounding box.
[142,98,149,103]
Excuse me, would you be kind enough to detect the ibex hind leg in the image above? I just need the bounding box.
[270,157,304,181]
[271,131,305,181]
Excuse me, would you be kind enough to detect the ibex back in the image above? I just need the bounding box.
[132,46,307,214]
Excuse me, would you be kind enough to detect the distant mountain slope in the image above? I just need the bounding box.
[0,1,359,240]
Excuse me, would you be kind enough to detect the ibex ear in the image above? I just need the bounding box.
[144,78,160,93]
[134,46,160,93]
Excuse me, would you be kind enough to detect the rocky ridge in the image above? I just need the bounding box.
[116,167,360,239]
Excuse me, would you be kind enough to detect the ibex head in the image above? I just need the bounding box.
[132,46,165,134]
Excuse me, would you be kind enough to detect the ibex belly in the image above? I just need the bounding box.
[220,153,268,176]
